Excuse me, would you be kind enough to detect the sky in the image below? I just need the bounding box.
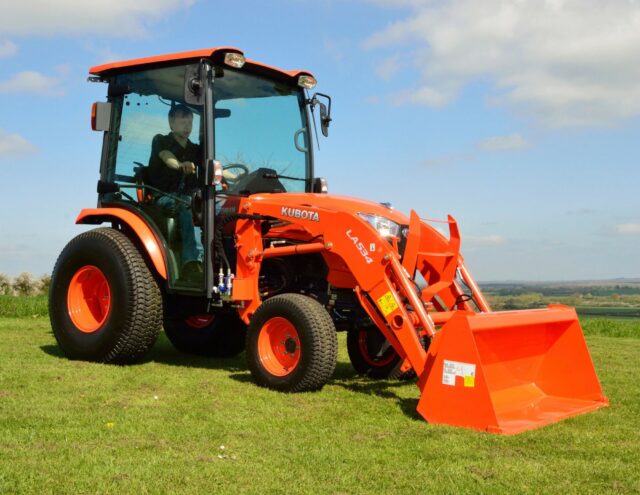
[0,0,638,281]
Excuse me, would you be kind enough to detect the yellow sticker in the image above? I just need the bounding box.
[377,292,399,316]
[464,375,475,388]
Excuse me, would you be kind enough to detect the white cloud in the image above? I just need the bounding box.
[83,43,123,65]
[391,84,456,107]
[423,150,473,168]
[465,234,506,247]
[0,129,37,158]
[376,54,402,81]
[423,133,528,166]
[364,0,640,127]
[478,133,528,151]
[0,0,195,38]
[0,69,65,96]
[0,40,18,57]
[615,224,640,235]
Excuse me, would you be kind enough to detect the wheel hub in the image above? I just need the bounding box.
[257,317,301,377]
[284,337,297,354]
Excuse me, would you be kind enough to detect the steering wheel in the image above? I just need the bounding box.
[222,163,250,187]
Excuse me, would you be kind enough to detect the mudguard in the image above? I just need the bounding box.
[76,208,168,280]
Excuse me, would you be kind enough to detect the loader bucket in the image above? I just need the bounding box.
[416,305,607,434]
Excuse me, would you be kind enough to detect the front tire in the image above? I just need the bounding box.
[246,293,338,392]
[49,228,162,363]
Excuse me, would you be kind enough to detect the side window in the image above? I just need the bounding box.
[113,94,201,183]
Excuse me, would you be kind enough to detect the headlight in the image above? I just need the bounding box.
[224,52,246,68]
[298,75,317,89]
[358,213,401,238]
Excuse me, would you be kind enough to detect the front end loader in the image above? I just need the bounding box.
[49,47,607,434]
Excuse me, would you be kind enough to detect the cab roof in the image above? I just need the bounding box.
[89,46,314,84]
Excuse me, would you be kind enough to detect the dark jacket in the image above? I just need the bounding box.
[148,133,201,193]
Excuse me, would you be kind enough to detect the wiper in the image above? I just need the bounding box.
[262,171,307,182]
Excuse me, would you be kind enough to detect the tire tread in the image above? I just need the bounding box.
[247,293,338,392]
[50,228,162,363]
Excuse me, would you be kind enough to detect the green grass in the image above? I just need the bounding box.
[0,295,47,318]
[582,316,640,338]
[1,317,639,494]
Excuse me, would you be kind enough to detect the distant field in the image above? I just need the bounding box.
[575,306,640,318]
[484,284,640,320]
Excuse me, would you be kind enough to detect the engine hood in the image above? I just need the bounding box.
[247,192,411,225]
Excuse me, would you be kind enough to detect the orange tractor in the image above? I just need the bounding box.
[50,47,607,434]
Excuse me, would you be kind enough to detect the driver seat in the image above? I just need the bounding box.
[133,165,179,246]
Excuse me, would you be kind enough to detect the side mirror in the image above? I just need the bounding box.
[319,102,330,137]
[309,93,332,138]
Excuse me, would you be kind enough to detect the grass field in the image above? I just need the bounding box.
[1,313,639,494]
[0,295,48,318]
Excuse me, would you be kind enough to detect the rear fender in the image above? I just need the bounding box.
[76,208,168,279]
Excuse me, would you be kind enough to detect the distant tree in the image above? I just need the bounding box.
[38,274,52,295]
[13,272,36,296]
[502,298,518,310]
[0,273,12,296]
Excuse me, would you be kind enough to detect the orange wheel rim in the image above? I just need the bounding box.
[185,315,215,329]
[67,265,111,333]
[257,317,301,377]
[359,330,396,367]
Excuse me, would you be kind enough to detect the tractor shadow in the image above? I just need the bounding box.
[329,371,422,422]
[40,337,246,373]
[227,360,423,422]
[41,342,421,421]
[40,344,66,358]
[147,339,247,372]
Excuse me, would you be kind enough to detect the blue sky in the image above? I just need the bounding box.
[0,0,638,281]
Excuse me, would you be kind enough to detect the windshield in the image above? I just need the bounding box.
[213,69,310,193]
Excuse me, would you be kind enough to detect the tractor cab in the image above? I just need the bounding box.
[90,48,330,292]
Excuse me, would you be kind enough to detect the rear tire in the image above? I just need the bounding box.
[347,326,413,380]
[164,314,246,357]
[49,228,162,363]
[246,293,337,392]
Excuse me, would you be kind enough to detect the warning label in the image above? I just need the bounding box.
[377,292,399,316]
[442,360,476,388]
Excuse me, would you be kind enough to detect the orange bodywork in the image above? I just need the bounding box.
[89,46,314,83]
[230,193,608,434]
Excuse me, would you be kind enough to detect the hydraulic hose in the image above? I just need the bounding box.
[214,212,272,272]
